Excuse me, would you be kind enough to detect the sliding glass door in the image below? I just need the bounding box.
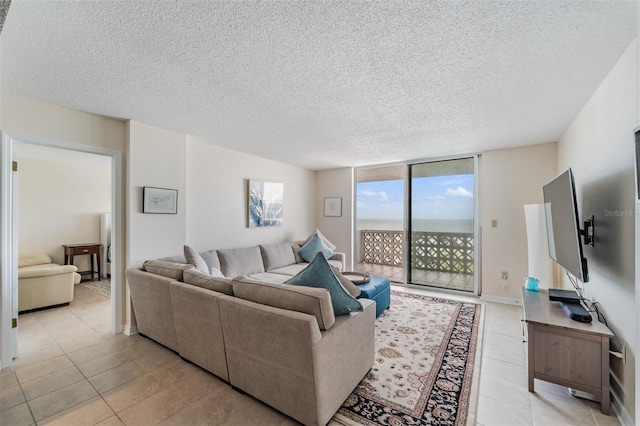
[355,165,405,283]
[407,158,476,292]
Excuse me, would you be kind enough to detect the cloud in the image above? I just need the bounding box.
[360,190,388,201]
[445,186,472,198]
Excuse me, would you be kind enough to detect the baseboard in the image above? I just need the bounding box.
[480,294,522,306]
[610,374,634,425]
[123,324,138,336]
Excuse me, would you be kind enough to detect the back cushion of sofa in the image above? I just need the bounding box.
[143,260,194,281]
[183,269,233,295]
[232,275,335,330]
[260,243,296,271]
[18,254,53,268]
[217,246,265,278]
[160,254,186,264]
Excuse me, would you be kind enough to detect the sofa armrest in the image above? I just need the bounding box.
[218,296,375,426]
[313,299,375,425]
[18,264,78,279]
[329,252,346,270]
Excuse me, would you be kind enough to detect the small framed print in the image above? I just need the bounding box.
[143,187,178,214]
[324,197,342,217]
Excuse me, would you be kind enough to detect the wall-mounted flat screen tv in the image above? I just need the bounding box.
[543,168,589,283]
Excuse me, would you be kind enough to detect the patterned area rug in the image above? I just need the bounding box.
[79,279,111,298]
[334,291,483,426]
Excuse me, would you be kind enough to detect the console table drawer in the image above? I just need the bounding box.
[67,246,98,255]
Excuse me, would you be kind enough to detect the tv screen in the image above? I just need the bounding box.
[543,168,589,283]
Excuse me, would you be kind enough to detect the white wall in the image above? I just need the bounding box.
[556,40,637,423]
[17,154,111,272]
[1,94,125,152]
[127,121,187,267]
[185,136,316,251]
[316,168,354,269]
[480,142,558,303]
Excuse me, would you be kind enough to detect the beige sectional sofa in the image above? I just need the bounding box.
[126,241,375,426]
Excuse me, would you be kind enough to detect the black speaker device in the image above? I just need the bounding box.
[560,302,592,323]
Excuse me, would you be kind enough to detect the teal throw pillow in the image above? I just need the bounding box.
[298,233,334,262]
[287,252,362,315]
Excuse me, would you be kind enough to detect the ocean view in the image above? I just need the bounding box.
[357,218,474,233]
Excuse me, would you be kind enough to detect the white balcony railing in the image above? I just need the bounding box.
[360,229,474,274]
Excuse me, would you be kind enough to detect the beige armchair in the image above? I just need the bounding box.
[18,254,81,312]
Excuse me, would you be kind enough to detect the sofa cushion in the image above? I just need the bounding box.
[298,233,334,262]
[143,260,193,281]
[232,275,335,330]
[18,254,53,268]
[183,269,234,295]
[248,272,291,284]
[268,263,309,277]
[217,246,265,278]
[184,245,209,274]
[287,253,363,315]
[260,243,296,271]
[330,265,361,297]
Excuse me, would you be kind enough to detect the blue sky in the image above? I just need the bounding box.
[357,174,474,220]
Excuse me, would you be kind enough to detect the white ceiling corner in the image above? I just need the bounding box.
[1,0,636,170]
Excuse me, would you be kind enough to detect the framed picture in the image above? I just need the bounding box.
[248,179,284,227]
[324,197,342,217]
[143,187,178,214]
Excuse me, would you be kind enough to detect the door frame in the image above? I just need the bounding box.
[353,154,481,295]
[405,155,480,295]
[1,131,124,369]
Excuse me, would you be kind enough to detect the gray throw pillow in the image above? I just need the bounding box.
[287,252,362,315]
[330,265,361,297]
[184,245,209,274]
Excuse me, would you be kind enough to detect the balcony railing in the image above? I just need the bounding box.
[360,229,474,274]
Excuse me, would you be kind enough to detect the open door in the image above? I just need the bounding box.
[1,132,19,368]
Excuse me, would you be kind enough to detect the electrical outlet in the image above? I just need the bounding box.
[501,271,508,280]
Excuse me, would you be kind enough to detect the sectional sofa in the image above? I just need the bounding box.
[126,241,376,426]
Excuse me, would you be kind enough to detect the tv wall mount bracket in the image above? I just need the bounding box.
[580,215,595,247]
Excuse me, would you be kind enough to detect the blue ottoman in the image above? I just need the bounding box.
[357,276,391,318]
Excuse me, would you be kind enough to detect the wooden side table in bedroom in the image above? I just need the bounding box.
[63,243,101,281]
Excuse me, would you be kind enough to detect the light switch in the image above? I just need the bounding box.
[491,220,498,228]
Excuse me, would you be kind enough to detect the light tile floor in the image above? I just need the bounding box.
[0,284,619,425]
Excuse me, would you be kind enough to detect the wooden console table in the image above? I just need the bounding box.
[63,243,101,281]
[522,288,614,415]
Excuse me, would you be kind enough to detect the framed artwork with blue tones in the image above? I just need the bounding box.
[249,179,283,227]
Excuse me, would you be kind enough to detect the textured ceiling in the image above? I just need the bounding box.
[1,1,636,170]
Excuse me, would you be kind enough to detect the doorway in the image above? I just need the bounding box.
[355,157,479,294]
[1,132,123,369]
[407,157,476,292]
